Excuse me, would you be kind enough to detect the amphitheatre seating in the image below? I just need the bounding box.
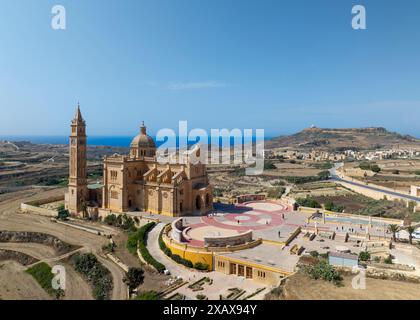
[303,232,316,241]
[290,244,304,255]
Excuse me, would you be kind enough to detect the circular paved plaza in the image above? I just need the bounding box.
[184,201,291,246]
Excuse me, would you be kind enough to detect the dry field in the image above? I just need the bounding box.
[264,162,322,177]
[267,271,420,300]
[344,159,420,194]
[0,187,172,300]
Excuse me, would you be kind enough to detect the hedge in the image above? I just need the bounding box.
[158,225,204,270]
[127,222,166,273]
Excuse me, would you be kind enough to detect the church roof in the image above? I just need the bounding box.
[72,103,85,124]
[130,122,156,149]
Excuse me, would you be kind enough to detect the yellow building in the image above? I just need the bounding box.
[65,106,213,217]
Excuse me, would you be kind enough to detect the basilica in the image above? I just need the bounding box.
[65,106,213,217]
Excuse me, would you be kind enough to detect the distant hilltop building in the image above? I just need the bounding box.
[65,105,213,218]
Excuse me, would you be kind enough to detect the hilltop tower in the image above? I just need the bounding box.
[66,104,88,215]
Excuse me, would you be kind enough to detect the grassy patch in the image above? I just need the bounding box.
[26,262,64,299]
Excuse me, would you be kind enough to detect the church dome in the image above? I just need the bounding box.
[130,132,155,149]
[130,122,156,158]
[130,122,155,149]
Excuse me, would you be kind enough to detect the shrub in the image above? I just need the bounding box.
[267,187,285,199]
[57,207,70,220]
[194,262,209,271]
[384,255,393,264]
[359,162,381,173]
[104,214,117,226]
[305,260,342,285]
[121,215,136,232]
[71,253,113,300]
[324,201,345,213]
[264,160,277,170]
[196,294,207,300]
[123,267,144,291]
[359,251,371,261]
[309,251,319,258]
[296,196,321,208]
[158,226,195,269]
[127,222,166,273]
[134,291,160,300]
[319,253,329,259]
[414,170,420,176]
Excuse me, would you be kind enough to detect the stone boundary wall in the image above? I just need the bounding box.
[298,206,403,226]
[163,225,262,253]
[106,253,129,272]
[21,195,65,217]
[20,203,57,217]
[26,195,65,206]
[337,170,420,204]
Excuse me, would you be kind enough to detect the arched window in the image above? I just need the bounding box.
[195,196,202,210]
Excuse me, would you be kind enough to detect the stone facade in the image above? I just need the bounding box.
[65,106,213,217]
[65,105,89,215]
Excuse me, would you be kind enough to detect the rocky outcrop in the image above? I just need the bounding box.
[0,231,78,255]
[0,249,39,266]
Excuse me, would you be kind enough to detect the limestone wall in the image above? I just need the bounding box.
[204,230,253,247]
[20,203,57,217]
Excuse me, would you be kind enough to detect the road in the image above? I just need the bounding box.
[0,187,127,300]
[329,163,420,203]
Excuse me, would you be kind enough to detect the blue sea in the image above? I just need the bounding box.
[0,135,273,148]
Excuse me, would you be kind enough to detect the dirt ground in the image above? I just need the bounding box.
[0,261,51,300]
[113,230,170,293]
[0,187,126,300]
[268,271,420,300]
[0,187,171,299]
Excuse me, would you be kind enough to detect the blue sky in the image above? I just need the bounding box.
[1,0,420,137]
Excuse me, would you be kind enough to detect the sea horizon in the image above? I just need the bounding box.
[0,135,274,148]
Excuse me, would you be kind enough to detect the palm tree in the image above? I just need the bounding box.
[406,225,416,245]
[388,224,400,242]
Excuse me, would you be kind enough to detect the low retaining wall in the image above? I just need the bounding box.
[107,253,129,272]
[204,230,253,247]
[20,203,57,217]
[20,195,65,217]
[171,218,183,242]
[162,235,214,270]
[299,206,403,226]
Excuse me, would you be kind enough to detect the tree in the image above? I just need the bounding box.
[406,225,416,245]
[123,267,144,291]
[264,160,277,170]
[370,164,381,173]
[358,251,371,261]
[81,200,88,219]
[388,224,400,242]
[57,206,70,220]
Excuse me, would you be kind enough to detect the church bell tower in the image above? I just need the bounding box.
[67,104,88,215]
